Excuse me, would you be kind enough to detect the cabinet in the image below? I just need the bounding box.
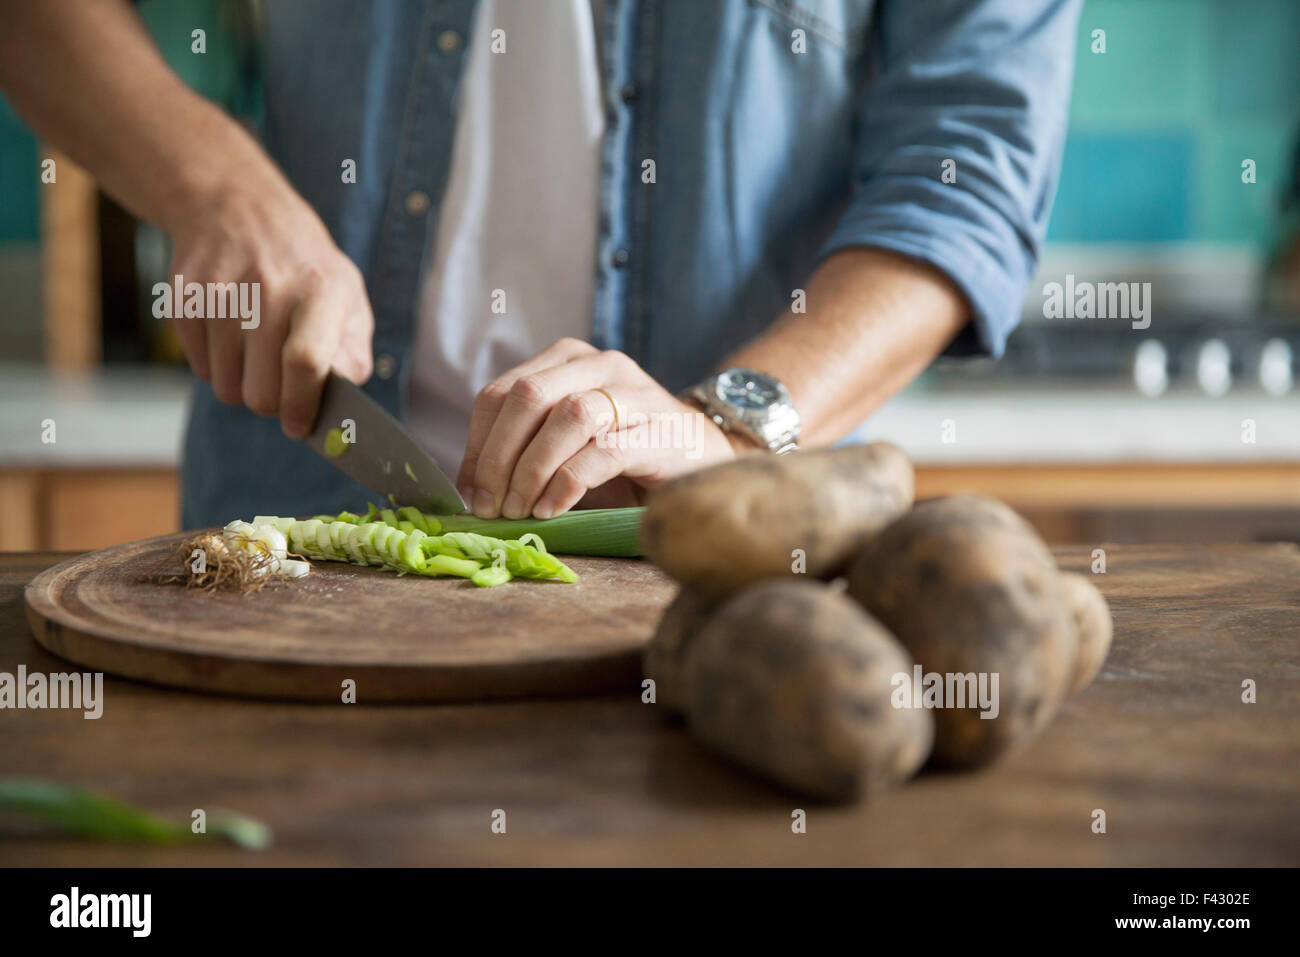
[0,468,179,551]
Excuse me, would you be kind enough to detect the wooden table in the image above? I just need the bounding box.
[2,546,1297,866]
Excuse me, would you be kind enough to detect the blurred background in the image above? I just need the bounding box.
[1,0,1297,549]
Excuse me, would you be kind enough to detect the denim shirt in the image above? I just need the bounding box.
[183,0,1081,526]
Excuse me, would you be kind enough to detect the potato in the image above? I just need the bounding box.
[845,495,1076,768]
[642,442,913,599]
[642,588,716,715]
[1059,572,1112,694]
[683,580,933,801]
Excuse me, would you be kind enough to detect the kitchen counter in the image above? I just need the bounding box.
[1,364,1294,549]
[0,363,190,467]
[2,545,1296,866]
[863,384,1300,464]
[2,363,1297,467]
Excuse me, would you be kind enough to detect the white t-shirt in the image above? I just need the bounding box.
[408,0,604,474]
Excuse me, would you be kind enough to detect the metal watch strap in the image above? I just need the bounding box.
[683,382,800,454]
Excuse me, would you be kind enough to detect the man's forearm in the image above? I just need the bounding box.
[0,0,376,436]
[0,0,274,234]
[720,248,970,447]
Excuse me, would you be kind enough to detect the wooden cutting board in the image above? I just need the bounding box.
[24,531,675,702]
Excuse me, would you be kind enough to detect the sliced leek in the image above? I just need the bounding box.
[221,501,636,587]
[335,503,643,557]
[240,514,580,586]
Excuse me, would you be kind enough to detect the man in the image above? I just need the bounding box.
[0,0,1080,525]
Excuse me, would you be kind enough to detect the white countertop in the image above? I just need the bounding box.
[1,364,1296,468]
[0,363,191,467]
[861,384,1300,464]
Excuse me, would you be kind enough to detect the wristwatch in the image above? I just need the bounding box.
[683,368,801,454]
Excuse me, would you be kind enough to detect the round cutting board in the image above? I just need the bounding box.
[25,531,675,702]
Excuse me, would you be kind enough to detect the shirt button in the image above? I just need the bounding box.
[375,354,398,380]
[437,30,462,53]
[620,84,638,104]
[404,190,430,215]
[612,248,630,268]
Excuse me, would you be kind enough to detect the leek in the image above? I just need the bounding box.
[354,503,643,557]
[225,502,642,588]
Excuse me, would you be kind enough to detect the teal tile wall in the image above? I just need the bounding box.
[0,99,39,242]
[1049,0,1300,246]
[0,0,1295,247]
[0,0,258,244]
[1050,133,1194,242]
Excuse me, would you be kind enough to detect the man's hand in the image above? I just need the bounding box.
[457,338,739,519]
[0,0,374,439]
[169,177,374,438]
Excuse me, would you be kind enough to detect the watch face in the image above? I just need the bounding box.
[715,368,781,410]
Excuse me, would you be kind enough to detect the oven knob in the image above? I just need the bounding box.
[1259,338,1293,396]
[1134,339,1169,397]
[1196,339,1232,397]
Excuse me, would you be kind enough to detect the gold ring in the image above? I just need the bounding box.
[593,387,620,432]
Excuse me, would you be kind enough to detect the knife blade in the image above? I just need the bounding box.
[305,372,466,515]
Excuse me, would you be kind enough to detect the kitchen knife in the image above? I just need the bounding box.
[305,372,467,515]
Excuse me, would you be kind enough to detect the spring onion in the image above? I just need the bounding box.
[0,777,271,849]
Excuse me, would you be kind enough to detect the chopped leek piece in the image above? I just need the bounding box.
[422,554,481,578]
[471,565,513,587]
[324,427,350,458]
[342,524,369,564]
[253,515,295,534]
[399,529,428,572]
[397,506,430,533]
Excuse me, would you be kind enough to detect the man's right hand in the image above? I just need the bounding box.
[169,175,374,439]
[0,0,374,440]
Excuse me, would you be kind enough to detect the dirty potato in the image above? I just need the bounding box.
[684,579,933,801]
[641,442,913,599]
[1059,572,1112,694]
[846,495,1076,768]
[642,588,716,715]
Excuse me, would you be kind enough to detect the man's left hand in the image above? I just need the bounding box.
[456,338,740,519]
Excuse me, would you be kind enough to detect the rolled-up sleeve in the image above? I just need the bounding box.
[819,0,1082,356]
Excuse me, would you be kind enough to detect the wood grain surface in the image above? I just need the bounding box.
[1,544,1298,866]
[24,531,675,702]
